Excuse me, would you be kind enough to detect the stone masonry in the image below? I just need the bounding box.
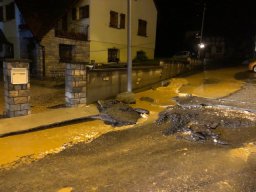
[65,63,87,107]
[3,59,31,118]
[40,29,90,78]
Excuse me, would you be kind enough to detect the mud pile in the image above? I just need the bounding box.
[89,100,149,127]
[156,105,256,145]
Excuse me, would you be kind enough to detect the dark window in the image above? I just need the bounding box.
[62,14,68,31]
[108,48,119,62]
[216,46,223,53]
[59,44,73,62]
[79,5,89,19]
[0,6,3,22]
[138,19,147,37]
[72,8,77,20]
[110,11,118,28]
[120,13,125,29]
[6,2,15,21]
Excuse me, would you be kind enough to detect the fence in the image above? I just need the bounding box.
[84,61,199,103]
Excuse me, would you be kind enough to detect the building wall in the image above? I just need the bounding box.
[89,0,157,63]
[0,0,34,59]
[40,29,90,77]
[0,0,20,58]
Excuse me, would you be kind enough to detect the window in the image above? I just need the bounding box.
[79,5,89,19]
[216,46,223,53]
[0,6,3,22]
[138,19,147,37]
[110,11,118,28]
[6,2,15,21]
[108,48,119,62]
[72,8,77,20]
[120,13,125,29]
[59,44,73,62]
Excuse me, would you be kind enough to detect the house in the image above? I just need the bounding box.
[0,0,157,77]
[203,36,226,59]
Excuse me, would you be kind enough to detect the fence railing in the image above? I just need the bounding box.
[55,23,88,41]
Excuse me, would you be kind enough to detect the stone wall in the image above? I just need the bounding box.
[3,59,31,118]
[40,29,90,78]
[65,63,87,107]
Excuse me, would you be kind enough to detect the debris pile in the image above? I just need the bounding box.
[89,100,149,127]
[156,105,256,145]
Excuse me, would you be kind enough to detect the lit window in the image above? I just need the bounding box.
[79,5,89,19]
[138,19,147,37]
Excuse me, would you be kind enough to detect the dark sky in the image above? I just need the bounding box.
[154,0,256,57]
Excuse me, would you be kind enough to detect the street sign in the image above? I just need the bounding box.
[11,68,28,84]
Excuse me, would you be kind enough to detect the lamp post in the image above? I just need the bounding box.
[127,0,132,92]
[198,2,206,59]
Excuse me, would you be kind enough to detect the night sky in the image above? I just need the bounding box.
[154,0,256,58]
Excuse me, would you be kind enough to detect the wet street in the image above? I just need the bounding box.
[1,66,256,191]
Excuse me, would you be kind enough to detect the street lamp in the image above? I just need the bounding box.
[199,43,205,49]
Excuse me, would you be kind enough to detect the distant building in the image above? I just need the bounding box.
[184,30,226,59]
[203,36,226,59]
[0,0,157,77]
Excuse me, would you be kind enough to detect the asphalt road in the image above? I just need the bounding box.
[1,66,256,192]
[0,119,256,192]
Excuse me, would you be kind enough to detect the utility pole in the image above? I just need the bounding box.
[198,2,206,59]
[200,3,206,45]
[127,0,132,92]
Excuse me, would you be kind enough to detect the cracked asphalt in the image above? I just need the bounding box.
[0,66,256,192]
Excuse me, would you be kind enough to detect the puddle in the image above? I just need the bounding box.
[57,187,73,192]
[180,67,244,98]
[202,78,220,84]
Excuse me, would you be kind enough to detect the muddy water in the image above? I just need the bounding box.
[0,120,113,167]
[180,67,244,98]
[0,66,247,169]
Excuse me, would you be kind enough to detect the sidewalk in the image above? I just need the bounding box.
[0,105,99,137]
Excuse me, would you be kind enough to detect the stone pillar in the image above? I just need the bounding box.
[65,63,87,107]
[3,59,31,118]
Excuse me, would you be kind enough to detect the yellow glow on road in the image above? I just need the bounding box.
[180,67,244,98]
[0,66,245,168]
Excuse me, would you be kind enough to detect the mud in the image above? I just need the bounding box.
[139,96,155,103]
[1,118,256,192]
[89,100,149,126]
[156,105,256,145]
[202,78,220,84]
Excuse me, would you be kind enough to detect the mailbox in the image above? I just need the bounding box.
[11,68,28,84]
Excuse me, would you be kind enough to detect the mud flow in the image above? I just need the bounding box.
[156,104,256,145]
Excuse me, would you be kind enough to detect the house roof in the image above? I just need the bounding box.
[15,0,79,42]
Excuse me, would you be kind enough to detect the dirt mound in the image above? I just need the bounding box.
[89,100,149,127]
[156,105,256,145]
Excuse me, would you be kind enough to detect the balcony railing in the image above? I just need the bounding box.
[55,23,88,41]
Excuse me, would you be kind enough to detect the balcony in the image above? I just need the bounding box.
[55,23,88,41]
